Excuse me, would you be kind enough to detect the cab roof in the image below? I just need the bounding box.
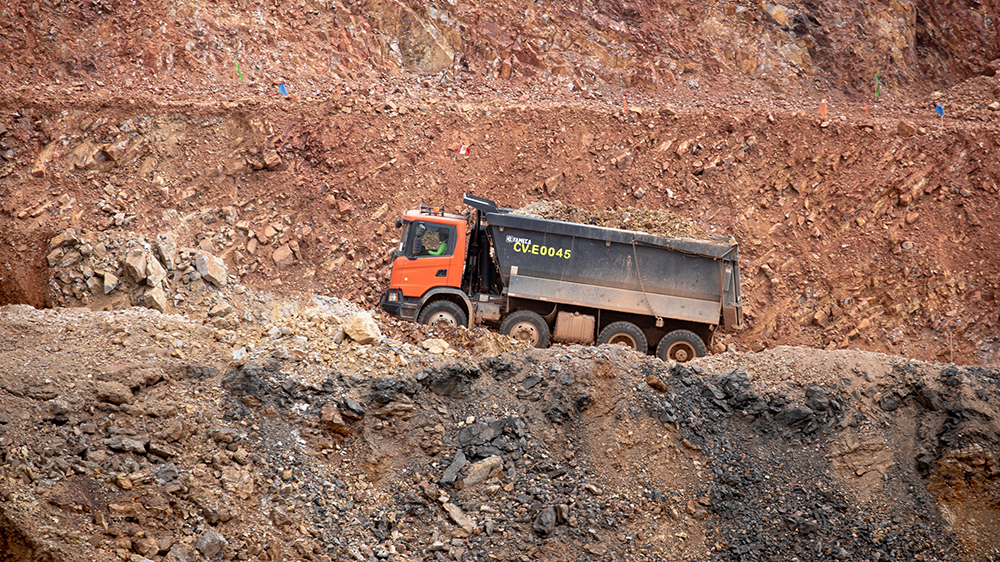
[402,209,466,225]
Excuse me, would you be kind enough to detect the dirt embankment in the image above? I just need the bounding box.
[1,305,999,562]
[3,85,1000,363]
[2,0,998,101]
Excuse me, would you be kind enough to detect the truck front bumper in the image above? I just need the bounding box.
[379,290,419,321]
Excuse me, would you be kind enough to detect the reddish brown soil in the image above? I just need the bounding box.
[3,89,1000,364]
[3,2,1000,562]
[1,0,1000,365]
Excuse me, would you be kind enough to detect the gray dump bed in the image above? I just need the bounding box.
[484,211,743,329]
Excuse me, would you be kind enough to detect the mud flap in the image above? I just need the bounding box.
[722,306,742,331]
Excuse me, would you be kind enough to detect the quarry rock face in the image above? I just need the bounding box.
[2,0,1000,560]
[1,0,996,95]
[370,0,460,73]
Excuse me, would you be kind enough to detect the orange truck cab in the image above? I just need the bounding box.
[380,206,481,327]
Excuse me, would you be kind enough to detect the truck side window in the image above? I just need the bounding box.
[415,223,455,257]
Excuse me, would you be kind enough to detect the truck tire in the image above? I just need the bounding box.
[500,311,550,348]
[597,322,648,353]
[418,301,468,329]
[656,330,707,363]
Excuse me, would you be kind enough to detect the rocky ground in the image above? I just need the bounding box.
[3,0,1000,561]
[1,304,999,562]
[3,3,1000,367]
[6,88,1000,363]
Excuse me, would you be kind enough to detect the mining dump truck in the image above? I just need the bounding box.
[380,194,743,361]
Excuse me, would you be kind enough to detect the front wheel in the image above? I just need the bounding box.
[655,329,707,363]
[418,301,468,330]
[500,311,550,348]
[597,322,648,353]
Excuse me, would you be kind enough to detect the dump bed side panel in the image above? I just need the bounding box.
[507,274,722,324]
[487,213,732,305]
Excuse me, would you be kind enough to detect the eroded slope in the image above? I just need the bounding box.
[1,305,998,561]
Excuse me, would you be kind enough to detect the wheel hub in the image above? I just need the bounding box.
[669,342,693,362]
[609,335,636,349]
[429,312,456,328]
[510,322,539,346]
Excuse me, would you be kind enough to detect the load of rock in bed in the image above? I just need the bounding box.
[1,305,998,562]
[513,201,721,242]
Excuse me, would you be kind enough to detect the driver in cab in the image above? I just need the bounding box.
[423,230,449,256]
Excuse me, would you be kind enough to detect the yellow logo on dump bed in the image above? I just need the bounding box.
[512,242,572,259]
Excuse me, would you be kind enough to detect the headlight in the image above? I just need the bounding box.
[387,292,399,303]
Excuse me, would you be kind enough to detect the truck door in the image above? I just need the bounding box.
[392,221,462,297]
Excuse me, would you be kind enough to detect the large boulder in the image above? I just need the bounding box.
[146,254,167,287]
[533,506,557,535]
[49,229,81,249]
[897,119,918,137]
[96,381,133,405]
[208,302,234,317]
[124,250,148,282]
[103,272,119,294]
[462,455,504,488]
[272,244,295,269]
[343,311,382,344]
[141,286,168,312]
[195,251,228,287]
[156,232,179,270]
[321,405,351,435]
[195,529,228,560]
[167,543,197,562]
[86,276,102,295]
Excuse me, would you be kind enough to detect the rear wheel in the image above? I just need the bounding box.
[500,311,550,348]
[655,329,707,363]
[597,322,648,353]
[418,301,468,330]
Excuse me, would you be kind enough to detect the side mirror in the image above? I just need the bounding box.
[407,224,426,259]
